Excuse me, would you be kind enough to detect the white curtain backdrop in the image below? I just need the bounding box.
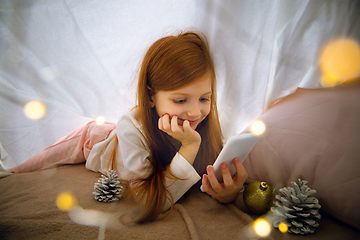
[1,0,359,168]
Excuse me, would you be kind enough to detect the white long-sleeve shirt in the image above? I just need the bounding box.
[86,109,201,209]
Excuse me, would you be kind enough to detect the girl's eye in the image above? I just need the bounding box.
[200,97,210,102]
[173,99,187,104]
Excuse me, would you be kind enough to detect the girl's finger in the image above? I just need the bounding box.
[158,116,164,131]
[171,115,182,132]
[161,114,171,131]
[202,174,216,195]
[220,163,234,189]
[182,120,191,132]
[232,158,248,185]
[170,115,178,132]
[206,165,222,192]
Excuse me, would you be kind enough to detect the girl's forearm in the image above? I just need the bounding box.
[178,141,201,165]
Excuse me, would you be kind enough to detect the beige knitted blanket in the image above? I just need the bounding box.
[0,164,358,239]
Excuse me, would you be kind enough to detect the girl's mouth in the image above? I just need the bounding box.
[187,119,200,125]
[178,118,200,126]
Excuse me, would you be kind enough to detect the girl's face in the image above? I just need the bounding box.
[152,73,212,130]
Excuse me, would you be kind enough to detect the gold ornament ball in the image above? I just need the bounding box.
[243,181,275,215]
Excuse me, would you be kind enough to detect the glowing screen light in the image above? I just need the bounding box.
[319,38,360,87]
[95,116,106,125]
[278,222,288,233]
[56,192,75,211]
[250,120,266,136]
[24,101,46,120]
[254,218,271,238]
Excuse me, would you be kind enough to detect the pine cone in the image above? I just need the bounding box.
[93,170,123,202]
[271,179,321,235]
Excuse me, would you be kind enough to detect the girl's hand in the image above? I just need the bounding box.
[158,114,201,165]
[201,158,248,203]
[158,114,201,146]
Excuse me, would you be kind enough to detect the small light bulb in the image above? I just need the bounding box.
[95,116,106,125]
[24,101,46,120]
[278,222,288,233]
[319,38,360,86]
[320,74,338,88]
[56,192,74,211]
[254,218,271,238]
[250,120,266,136]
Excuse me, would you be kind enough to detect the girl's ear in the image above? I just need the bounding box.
[150,96,155,108]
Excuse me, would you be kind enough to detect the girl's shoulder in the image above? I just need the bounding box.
[116,107,149,151]
[117,107,142,130]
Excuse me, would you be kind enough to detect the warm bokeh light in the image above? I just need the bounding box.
[24,101,46,120]
[95,116,106,125]
[278,222,288,233]
[319,38,360,87]
[56,192,74,211]
[254,218,271,238]
[250,120,266,136]
[320,74,338,88]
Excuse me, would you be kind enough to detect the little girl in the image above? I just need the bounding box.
[10,31,248,222]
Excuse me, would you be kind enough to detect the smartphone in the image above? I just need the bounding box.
[200,133,259,191]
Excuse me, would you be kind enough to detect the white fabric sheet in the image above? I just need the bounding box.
[0,0,359,167]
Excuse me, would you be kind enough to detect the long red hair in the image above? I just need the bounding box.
[129,31,223,223]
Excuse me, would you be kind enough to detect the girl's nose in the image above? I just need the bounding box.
[187,104,201,117]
